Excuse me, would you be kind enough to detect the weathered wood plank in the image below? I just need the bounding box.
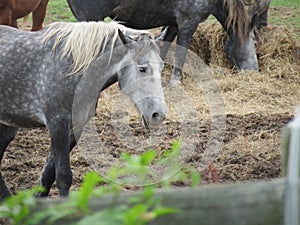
[33,178,293,225]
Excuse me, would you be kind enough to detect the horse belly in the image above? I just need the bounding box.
[0,102,47,128]
[0,115,46,128]
[12,0,41,19]
[0,66,47,127]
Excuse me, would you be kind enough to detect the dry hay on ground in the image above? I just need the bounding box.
[257,25,299,77]
[190,21,230,67]
[187,21,299,182]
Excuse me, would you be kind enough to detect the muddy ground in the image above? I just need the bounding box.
[1,7,300,197]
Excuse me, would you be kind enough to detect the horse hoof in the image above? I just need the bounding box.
[35,191,49,198]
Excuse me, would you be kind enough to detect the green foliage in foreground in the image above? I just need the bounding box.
[0,141,201,225]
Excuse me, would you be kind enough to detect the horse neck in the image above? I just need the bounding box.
[100,73,118,91]
[210,0,250,42]
[210,0,230,33]
[94,40,130,92]
[211,8,236,40]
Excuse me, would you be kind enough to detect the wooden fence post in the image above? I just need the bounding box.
[284,106,300,225]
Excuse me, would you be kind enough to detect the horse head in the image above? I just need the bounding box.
[225,0,271,70]
[213,0,259,71]
[224,25,258,70]
[116,29,167,129]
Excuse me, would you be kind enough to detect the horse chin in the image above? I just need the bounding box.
[237,59,258,71]
[141,115,161,131]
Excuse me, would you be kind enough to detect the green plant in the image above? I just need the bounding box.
[0,187,44,225]
[0,140,200,225]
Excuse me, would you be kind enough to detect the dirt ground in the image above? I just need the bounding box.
[1,8,300,197]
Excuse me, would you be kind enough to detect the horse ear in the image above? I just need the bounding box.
[118,29,128,44]
[118,29,135,45]
[154,26,168,41]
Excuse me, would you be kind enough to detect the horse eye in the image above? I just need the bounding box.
[139,67,147,73]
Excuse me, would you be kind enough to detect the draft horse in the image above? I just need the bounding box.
[67,0,270,82]
[0,21,167,200]
[0,0,49,31]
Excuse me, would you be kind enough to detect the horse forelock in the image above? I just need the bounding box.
[41,21,153,75]
[223,0,250,44]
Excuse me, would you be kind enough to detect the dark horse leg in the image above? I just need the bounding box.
[160,26,178,61]
[37,127,83,197]
[171,21,199,83]
[0,124,18,201]
[31,0,49,31]
[43,119,72,197]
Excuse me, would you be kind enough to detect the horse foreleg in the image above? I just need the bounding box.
[36,151,55,197]
[31,0,49,31]
[0,7,12,26]
[171,22,199,83]
[47,119,72,197]
[159,26,178,60]
[10,18,18,28]
[0,125,18,201]
[37,127,83,197]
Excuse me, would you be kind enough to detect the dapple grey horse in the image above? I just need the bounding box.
[0,21,167,200]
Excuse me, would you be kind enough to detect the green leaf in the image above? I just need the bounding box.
[124,204,148,225]
[140,150,156,166]
[190,168,202,187]
[104,17,112,22]
[152,207,180,217]
[77,172,102,213]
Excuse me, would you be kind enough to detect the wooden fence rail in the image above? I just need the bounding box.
[33,178,295,225]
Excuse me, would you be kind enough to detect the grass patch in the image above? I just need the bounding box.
[269,6,300,39]
[45,0,76,22]
[270,0,300,7]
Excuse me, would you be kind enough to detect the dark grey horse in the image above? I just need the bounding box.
[0,21,167,200]
[66,0,270,82]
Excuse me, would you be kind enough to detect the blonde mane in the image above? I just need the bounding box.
[42,21,150,75]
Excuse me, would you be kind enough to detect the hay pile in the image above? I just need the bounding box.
[190,21,300,76]
[190,22,230,68]
[257,25,299,76]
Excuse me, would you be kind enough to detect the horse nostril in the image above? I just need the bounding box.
[152,112,160,119]
[151,112,165,122]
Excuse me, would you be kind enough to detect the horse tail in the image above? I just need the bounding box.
[224,0,250,45]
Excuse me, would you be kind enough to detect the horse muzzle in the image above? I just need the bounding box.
[138,97,167,130]
[142,110,166,130]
